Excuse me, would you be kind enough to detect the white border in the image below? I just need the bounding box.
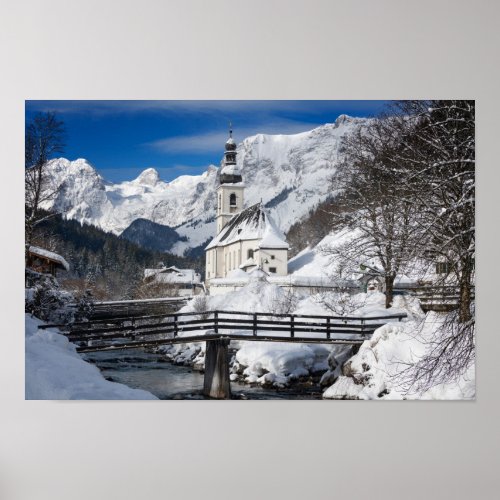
[1,1,499,499]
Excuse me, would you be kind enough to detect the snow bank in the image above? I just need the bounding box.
[323,310,475,400]
[166,280,400,388]
[25,314,157,400]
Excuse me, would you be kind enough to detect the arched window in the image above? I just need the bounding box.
[229,193,237,206]
[247,249,254,259]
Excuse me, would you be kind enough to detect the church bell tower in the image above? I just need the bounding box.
[216,125,244,234]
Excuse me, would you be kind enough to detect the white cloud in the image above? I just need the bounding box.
[147,119,322,154]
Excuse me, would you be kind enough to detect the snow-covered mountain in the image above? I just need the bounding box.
[41,115,364,255]
[41,159,218,238]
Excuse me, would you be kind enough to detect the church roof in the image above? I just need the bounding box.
[206,203,289,250]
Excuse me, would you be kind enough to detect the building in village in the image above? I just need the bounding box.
[27,245,70,277]
[143,264,203,297]
[205,127,289,286]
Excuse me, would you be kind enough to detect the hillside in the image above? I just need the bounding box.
[120,218,186,252]
[33,214,202,300]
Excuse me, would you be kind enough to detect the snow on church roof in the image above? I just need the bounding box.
[205,203,289,250]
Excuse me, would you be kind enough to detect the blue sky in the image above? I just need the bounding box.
[25,100,390,183]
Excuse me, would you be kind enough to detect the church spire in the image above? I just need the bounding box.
[220,123,241,184]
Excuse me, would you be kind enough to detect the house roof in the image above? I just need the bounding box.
[205,202,289,250]
[28,246,69,271]
[144,266,201,284]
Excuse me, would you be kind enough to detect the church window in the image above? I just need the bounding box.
[229,193,237,206]
[247,249,254,259]
[269,267,277,274]
[218,194,221,212]
[270,255,275,260]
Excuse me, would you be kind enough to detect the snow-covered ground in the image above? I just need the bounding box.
[162,262,475,400]
[323,307,476,400]
[163,272,410,389]
[25,314,157,400]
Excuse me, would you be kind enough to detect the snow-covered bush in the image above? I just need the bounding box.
[268,287,299,316]
[25,272,74,324]
[74,289,94,322]
[313,289,366,316]
[191,294,212,320]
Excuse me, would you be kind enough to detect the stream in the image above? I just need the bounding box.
[84,349,324,400]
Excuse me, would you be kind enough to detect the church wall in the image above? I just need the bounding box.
[216,247,224,278]
[258,247,288,276]
[211,240,289,278]
[205,248,220,281]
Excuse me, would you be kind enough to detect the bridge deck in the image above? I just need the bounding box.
[76,333,368,353]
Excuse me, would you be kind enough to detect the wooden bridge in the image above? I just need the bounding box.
[69,296,189,320]
[414,286,475,312]
[39,310,406,399]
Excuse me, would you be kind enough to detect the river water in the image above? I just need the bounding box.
[84,349,324,400]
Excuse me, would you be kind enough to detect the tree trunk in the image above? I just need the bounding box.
[385,275,394,309]
[459,261,473,323]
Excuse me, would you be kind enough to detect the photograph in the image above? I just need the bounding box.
[24,99,475,400]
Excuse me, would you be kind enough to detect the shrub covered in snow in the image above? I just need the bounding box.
[25,272,75,323]
[323,309,475,400]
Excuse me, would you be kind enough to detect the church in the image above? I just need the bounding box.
[205,128,289,284]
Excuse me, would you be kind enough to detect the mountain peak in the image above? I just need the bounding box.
[334,114,353,126]
[134,168,161,186]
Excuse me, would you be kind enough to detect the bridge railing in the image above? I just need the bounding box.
[39,309,406,352]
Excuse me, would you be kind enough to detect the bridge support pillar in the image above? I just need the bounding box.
[203,338,231,399]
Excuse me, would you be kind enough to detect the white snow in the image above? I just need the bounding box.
[323,304,475,400]
[166,279,405,388]
[25,314,157,400]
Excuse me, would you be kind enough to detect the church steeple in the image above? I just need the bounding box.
[220,123,242,184]
[216,125,244,233]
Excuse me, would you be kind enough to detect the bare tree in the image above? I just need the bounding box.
[323,119,419,308]
[25,112,66,256]
[387,100,475,324]
[381,100,475,391]
[329,101,475,391]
